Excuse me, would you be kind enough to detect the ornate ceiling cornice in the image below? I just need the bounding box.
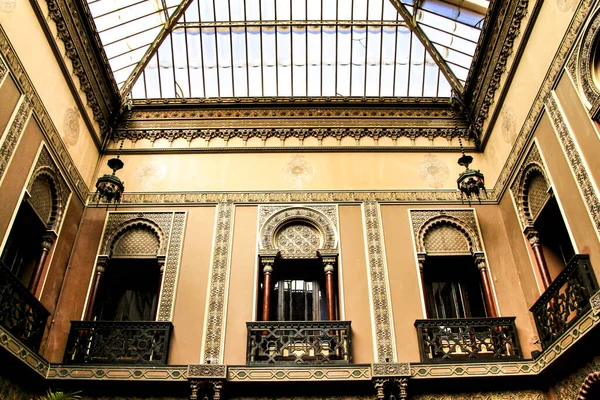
[465,0,530,141]
[115,103,470,147]
[40,0,119,139]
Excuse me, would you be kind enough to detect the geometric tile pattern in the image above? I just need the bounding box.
[227,365,372,382]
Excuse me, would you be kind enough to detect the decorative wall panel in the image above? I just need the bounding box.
[0,96,31,185]
[259,205,338,257]
[362,201,396,362]
[410,209,482,254]
[546,92,600,237]
[98,212,186,321]
[202,203,234,364]
[510,143,551,228]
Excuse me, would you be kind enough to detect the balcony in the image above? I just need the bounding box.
[0,260,49,352]
[63,321,173,364]
[246,321,351,364]
[415,317,522,363]
[530,254,599,349]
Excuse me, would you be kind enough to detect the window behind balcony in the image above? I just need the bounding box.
[269,258,328,321]
[423,255,487,319]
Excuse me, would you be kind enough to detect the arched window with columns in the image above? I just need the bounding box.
[257,206,339,322]
[86,219,166,321]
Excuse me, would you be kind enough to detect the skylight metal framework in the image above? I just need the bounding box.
[85,0,489,102]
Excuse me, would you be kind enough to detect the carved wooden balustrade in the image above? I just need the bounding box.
[415,317,522,363]
[246,321,351,364]
[530,254,599,349]
[63,321,173,364]
[0,260,50,352]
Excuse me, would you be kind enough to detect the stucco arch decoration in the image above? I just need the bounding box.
[417,215,482,254]
[259,206,338,257]
[26,146,71,231]
[102,218,166,257]
[577,6,600,119]
[577,371,600,400]
[516,162,550,227]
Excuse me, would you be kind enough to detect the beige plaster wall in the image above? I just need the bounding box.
[338,205,374,364]
[97,151,488,192]
[535,113,600,277]
[0,0,100,187]
[555,73,600,191]
[169,206,216,364]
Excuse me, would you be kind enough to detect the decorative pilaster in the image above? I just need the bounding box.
[202,203,234,364]
[474,253,498,318]
[363,201,396,362]
[0,97,32,185]
[546,92,600,238]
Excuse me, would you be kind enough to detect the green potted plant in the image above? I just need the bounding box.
[36,390,81,400]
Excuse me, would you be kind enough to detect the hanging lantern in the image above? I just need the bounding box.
[457,153,486,203]
[95,156,125,207]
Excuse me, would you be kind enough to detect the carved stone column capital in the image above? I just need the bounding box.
[157,255,166,272]
[96,255,110,274]
[41,231,57,250]
[417,253,427,270]
[524,226,540,244]
[473,252,486,270]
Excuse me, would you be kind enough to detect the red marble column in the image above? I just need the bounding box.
[28,232,56,294]
[526,227,552,289]
[85,256,109,320]
[475,255,498,318]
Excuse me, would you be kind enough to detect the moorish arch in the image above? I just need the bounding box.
[516,162,551,228]
[101,218,166,257]
[578,371,600,400]
[417,215,482,255]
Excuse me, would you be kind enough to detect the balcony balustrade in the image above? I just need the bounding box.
[530,254,599,349]
[0,260,49,352]
[415,317,522,363]
[246,321,351,364]
[63,321,173,364]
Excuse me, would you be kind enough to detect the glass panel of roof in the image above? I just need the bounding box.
[87,0,181,88]
[400,0,488,84]
[130,0,458,99]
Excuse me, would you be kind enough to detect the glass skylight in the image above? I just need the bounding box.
[85,0,489,99]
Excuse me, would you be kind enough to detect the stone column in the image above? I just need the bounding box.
[28,231,56,294]
[85,256,109,320]
[417,253,428,318]
[321,254,337,321]
[525,227,552,289]
[259,254,276,321]
[474,253,498,318]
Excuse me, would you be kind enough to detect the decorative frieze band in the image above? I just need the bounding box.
[0,96,32,185]
[202,202,235,364]
[546,92,600,237]
[0,53,7,83]
[362,201,396,363]
[0,28,90,201]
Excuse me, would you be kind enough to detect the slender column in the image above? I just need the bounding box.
[525,227,552,289]
[85,256,109,320]
[189,380,200,400]
[475,254,498,318]
[211,380,224,400]
[259,255,276,321]
[154,256,166,320]
[374,379,387,400]
[28,231,56,293]
[320,253,338,321]
[417,253,428,318]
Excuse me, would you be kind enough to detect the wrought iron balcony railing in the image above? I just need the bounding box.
[63,321,173,365]
[0,260,50,352]
[246,321,351,364]
[530,254,599,349]
[415,317,522,363]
